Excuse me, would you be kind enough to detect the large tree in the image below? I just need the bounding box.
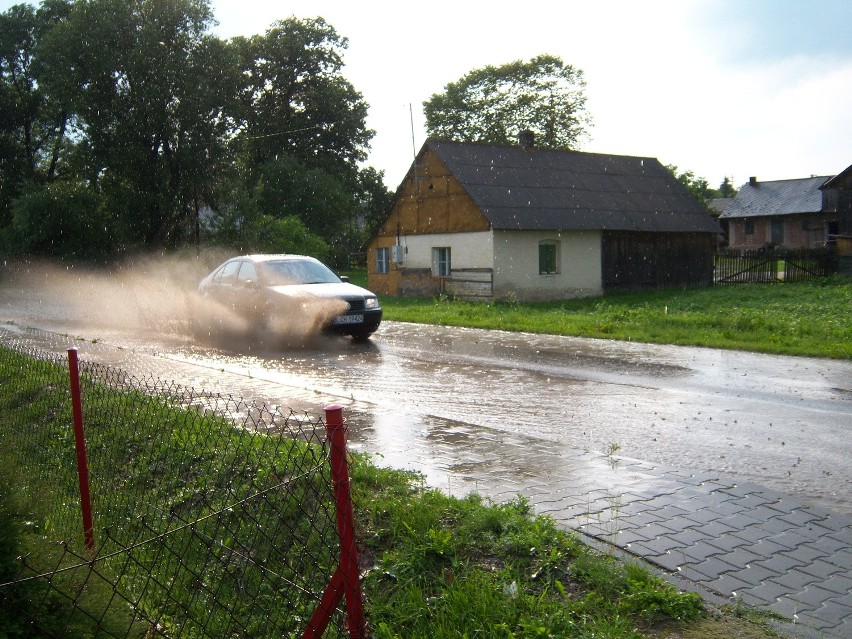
[228,17,377,257]
[37,0,235,250]
[423,54,592,149]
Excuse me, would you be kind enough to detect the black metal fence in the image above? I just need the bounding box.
[0,341,361,638]
[714,247,839,284]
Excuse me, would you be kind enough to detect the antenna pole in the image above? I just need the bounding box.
[409,103,416,160]
[409,104,420,194]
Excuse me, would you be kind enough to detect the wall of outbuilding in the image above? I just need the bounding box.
[602,231,715,290]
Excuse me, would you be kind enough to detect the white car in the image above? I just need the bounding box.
[197,254,382,340]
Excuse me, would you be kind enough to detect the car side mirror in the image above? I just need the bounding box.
[340,275,350,282]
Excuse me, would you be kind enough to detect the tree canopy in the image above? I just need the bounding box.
[0,0,388,264]
[423,54,592,149]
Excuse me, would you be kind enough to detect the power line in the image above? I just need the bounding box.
[243,124,330,140]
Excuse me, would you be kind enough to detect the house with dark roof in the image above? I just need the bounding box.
[719,170,848,250]
[367,137,720,301]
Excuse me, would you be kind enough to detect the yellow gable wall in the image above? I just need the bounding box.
[379,150,490,235]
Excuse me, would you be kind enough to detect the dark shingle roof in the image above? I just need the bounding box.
[719,176,832,219]
[425,139,720,233]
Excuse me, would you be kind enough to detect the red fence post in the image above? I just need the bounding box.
[302,405,365,639]
[67,348,95,557]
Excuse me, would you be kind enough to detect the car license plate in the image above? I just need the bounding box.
[333,314,363,325]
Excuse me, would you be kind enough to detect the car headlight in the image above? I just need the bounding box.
[364,296,380,310]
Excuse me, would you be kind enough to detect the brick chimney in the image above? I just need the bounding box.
[518,130,535,149]
[749,176,758,186]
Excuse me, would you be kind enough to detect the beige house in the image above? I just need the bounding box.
[367,137,720,301]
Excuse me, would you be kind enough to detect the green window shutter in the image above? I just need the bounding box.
[539,242,557,274]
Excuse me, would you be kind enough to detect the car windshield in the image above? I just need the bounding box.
[260,259,341,286]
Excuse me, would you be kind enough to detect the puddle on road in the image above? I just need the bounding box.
[389,324,694,382]
[343,405,661,506]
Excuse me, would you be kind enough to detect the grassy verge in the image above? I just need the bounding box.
[0,347,788,638]
[343,271,851,359]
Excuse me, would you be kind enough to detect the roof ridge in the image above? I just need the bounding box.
[426,137,657,163]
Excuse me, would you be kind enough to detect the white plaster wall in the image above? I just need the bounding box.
[492,230,603,300]
[396,231,493,269]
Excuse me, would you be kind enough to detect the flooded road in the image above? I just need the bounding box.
[1,268,850,515]
[167,322,851,513]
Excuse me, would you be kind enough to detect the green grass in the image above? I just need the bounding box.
[1,347,789,638]
[355,482,707,638]
[342,270,851,359]
[0,349,337,636]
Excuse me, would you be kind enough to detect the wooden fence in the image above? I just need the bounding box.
[714,248,839,284]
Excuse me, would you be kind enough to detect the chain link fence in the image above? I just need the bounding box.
[0,340,362,638]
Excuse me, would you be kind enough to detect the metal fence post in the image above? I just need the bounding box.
[303,405,365,639]
[67,348,95,557]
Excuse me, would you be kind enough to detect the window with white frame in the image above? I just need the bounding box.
[376,247,390,274]
[432,247,451,277]
[539,240,560,274]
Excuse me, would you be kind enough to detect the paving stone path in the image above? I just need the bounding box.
[353,401,851,639]
[3,325,850,639]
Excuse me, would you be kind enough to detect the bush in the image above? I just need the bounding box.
[10,182,116,261]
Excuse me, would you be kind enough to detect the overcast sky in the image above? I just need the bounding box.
[6,0,851,191]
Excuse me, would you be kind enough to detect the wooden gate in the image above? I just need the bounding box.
[715,248,838,283]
